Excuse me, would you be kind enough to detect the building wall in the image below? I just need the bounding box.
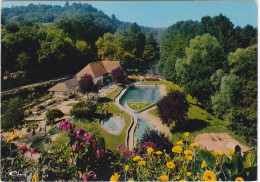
[93,76,103,85]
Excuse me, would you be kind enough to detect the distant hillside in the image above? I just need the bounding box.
[1,2,165,42]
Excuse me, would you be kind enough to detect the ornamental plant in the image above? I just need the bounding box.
[111,133,257,181]
[111,67,127,83]
[156,90,189,130]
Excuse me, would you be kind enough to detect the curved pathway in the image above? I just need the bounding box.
[114,87,138,150]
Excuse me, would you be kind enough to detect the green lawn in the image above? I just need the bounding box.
[143,80,249,147]
[74,86,131,149]
[127,102,153,111]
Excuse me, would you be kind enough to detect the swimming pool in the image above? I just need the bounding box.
[102,115,125,134]
[119,86,162,140]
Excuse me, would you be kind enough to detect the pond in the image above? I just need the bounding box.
[119,86,162,140]
[102,115,125,135]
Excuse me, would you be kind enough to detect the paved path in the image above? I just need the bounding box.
[194,133,250,155]
[139,106,172,139]
[114,87,138,150]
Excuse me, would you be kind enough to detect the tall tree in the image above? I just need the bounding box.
[142,32,159,68]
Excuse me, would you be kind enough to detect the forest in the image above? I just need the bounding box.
[1,3,257,147]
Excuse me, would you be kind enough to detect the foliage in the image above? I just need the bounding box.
[46,108,64,124]
[157,90,189,129]
[70,101,97,120]
[1,97,25,130]
[211,45,257,146]
[28,121,39,135]
[111,67,127,83]
[48,127,62,135]
[78,74,98,93]
[176,34,226,105]
[139,129,173,153]
[127,102,153,111]
[113,134,257,181]
[30,138,44,153]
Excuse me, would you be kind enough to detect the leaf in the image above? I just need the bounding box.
[197,149,217,168]
[241,150,257,168]
[230,153,243,175]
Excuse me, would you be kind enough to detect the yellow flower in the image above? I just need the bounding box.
[186,172,192,176]
[32,172,39,182]
[69,152,73,156]
[203,170,216,181]
[125,165,129,171]
[190,143,198,148]
[214,150,223,156]
[12,133,19,139]
[128,180,134,182]
[183,132,190,137]
[201,160,207,168]
[172,146,182,153]
[179,180,187,182]
[110,173,120,182]
[235,177,244,181]
[185,155,192,161]
[138,160,146,166]
[147,147,154,154]
[53,138,56,142]
[227,149,235,156]
[158,175,169,181]
[177,140,183,145]
[155,151,163,155]
[133,156,141,161]
[166,161,175,169]
[184,150,193,155]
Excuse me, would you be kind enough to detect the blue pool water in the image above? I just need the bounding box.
[119,86,161,140]
[103,119,120,132]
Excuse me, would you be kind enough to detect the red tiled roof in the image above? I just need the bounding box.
[76,61,120,79]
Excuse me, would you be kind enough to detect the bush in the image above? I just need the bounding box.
[111,67,127,83]
[139,129,173,153]
[48,127,62,135]
[46,108,64,124]
[70,101,97,120]
[79,74,98,93]
[157,90,189,129]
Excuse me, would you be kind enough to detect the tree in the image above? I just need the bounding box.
[28,121,39,135]
[46,108,64,124]
[176,34,226,105]
[70,101,97,120]
[156,90,189,129]
[142,32,159,68]
[1,98,25,130]
[78,74,98,93]
[111,67,126,83]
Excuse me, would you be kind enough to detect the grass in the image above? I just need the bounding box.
[142,80,249,147]
[67,103,76,106]
[74,85,131,149]
[48,127,62,135]
[127,102,153,111]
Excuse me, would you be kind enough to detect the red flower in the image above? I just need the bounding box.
[31,146,39,154]
[83,172,97,181]
[19,146,31,154]
[121,149,134,158]
[116,144,125,150]
[57,118,73,131]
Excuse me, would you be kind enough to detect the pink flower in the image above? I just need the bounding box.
[92,140,97,148]
[116,144,125,150]
[83,172,97,182]
[19,146,31,154]
[49,155,53,159]
[121,149,134,158]
[142,141,156,149]
[76,128,87,140]
[31,146,39,154]
[72,142,80,152]
[68,158,72,166]
[83,134,92,144]
[57,118,73,131]
[95,149,108,159]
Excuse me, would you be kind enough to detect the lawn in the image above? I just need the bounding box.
[73,85,131,149]
[127,102,153,111]
[143,80,249,147]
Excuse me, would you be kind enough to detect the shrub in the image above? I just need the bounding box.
[70,101,97,120]
[157,90,189,129]
[79,74,98,93]
[46,108,64,124]
[139,129,173,153]
[111,67,127,83]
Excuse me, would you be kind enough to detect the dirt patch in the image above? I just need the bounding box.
[194,133,249,155]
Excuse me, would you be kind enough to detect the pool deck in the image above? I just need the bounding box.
[114,83,169,150]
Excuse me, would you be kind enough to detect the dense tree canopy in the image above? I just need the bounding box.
[157,90,189,129]
[1,98,25,130]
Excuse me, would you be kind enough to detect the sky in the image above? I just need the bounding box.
[1,1,258,28]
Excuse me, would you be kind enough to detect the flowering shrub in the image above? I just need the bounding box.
[111,133,257,181]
